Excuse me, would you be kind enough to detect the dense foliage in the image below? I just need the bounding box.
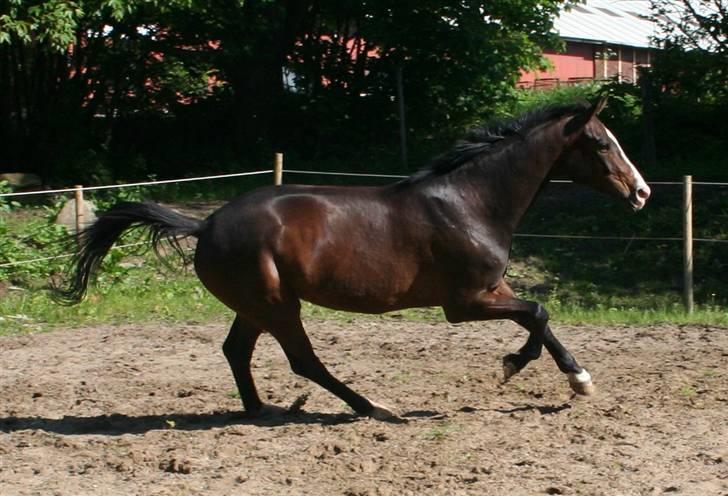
[0,0,563,182]
[643,0,728,177]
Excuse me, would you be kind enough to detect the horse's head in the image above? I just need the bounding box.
[557,97,651,211]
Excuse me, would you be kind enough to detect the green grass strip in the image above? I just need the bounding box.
[1,273,725,337]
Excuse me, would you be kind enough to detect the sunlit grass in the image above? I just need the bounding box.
[549,304,728,326]
[1,267,725,338]
[0,273,230,336]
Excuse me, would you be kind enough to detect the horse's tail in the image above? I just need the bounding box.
[53,201,206,305]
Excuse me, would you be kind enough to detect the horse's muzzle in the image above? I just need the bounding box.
[628,183,651,211]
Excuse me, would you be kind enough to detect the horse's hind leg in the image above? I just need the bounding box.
[267,305,395,420]
[223,315,265,415]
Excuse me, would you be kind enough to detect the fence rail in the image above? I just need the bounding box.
[1,155,727,312]
[0,170,274,198]
[512,233,727,243]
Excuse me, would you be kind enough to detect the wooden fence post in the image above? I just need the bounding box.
[683,175,694,314]
[274,153,283,186]
[74,185,84,244]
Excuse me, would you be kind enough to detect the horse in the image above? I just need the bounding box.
[55,97,651,420]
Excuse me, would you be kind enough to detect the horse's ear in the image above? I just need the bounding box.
[564,96,608,135]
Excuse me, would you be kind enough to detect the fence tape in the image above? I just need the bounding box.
[0,170,273,198]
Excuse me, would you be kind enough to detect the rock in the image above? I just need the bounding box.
[159,458,191,474]
[54,198,97,233]
[0,173,42,189]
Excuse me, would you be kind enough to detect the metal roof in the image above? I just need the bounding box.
[554,0,657,48]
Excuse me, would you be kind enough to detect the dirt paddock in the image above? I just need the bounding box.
[1,319,726,495]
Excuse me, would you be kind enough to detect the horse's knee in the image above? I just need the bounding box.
[524,345,542,360]
[533,304,549,325]
[513,303,548,330]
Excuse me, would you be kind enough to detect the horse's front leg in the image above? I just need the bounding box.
[501,332,542,382]
[443,281,594,395]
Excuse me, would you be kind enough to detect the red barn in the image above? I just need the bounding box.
[519,0,655,88]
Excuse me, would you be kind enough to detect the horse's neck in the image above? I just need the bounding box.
[458,120,567,230]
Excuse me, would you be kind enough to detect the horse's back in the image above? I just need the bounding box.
[202,184,392,245]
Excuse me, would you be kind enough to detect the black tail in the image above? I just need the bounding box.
[53,201,205,304]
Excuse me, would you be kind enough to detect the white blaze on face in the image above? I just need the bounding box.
[604,126,651,210]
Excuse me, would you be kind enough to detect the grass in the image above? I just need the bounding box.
[542,303,727,326]
[679,386,697,398]
[0,273,229,335]
[1,265,726,337]
[423,421,459,441]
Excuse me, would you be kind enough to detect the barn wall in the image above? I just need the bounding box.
[519,42,595,87]
[519,41,652,88]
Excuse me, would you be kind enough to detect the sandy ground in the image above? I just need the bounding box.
[1,319,727,496]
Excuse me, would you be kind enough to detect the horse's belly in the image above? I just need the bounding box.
[296,260,443,314]
[300,291,435,314]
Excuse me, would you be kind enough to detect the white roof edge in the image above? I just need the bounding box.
[561,36,653,49]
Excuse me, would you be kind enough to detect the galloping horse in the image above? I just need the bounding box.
[56,97,651,420]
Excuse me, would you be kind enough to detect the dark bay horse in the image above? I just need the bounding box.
[56,97,651,420]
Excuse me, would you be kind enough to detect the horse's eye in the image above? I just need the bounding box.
[597,141,610,152]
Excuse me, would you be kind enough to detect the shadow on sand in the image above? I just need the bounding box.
[0,410,363,436]
[492,402,572,415]
[0,405,444,436]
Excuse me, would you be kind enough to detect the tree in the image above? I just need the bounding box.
[284,0,564,163]
[651,0,727,55]
[649,0,727,101]
[0,1,84,175]
[0,0,217,179]
[0,0,567,180]
[638,1,728,175]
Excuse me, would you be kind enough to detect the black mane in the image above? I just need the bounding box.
[404,101,589,184]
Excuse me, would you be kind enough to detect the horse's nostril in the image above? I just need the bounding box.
[637,187,650,200]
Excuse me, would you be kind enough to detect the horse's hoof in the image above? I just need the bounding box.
[368,401,397,421]
[502,355,520,383]
[568,369,595,396]
[246,403,288,418]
